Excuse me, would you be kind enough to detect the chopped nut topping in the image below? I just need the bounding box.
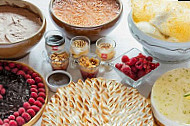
[50,52,69,62]
[98,43,112,49]
[79,56,99,68]
[73,40,87,48]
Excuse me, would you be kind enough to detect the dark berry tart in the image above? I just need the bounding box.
[0,61,48,126]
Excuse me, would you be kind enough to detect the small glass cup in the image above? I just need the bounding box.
[48,51,70,71]
[96,37,116,61]
[78,53,101,80]
[44,30,65,56]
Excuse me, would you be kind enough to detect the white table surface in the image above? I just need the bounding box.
[15,0,190,125]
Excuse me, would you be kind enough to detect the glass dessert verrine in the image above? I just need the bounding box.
[96,37,116,61]
[78,54,100,80]
[49,51,69,70]
[70,36,90,59]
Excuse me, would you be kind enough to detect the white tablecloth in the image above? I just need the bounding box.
[15,0,190,125]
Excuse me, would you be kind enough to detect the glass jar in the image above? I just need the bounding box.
[96,37,116,61]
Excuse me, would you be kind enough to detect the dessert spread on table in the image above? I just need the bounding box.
[0,6,42,44]
[1,0,190,126]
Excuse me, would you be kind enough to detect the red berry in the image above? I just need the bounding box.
[37,83,44,88]
[137,70,146,79]
[137,53,146,59]
[26,79,35,85]
[5,66,10,71]
[23,102,31,110]
[11,68,18,74]
[22,66,29,72]
[156,63,160,67]
[31,85,37,89]
[31,105,40,112]
[32,73,38,78]
[121,55,130,63]
[9,120,17,126]
[16,116,25,126]
[127,57,138,66]
[0,94,3,100]
[121,65,131,75]
[0,66,3,71]
[128,72,137,81]
[16,70,25,77]
[27,109,36,117]
[18,107,25,115]
[145,68,152,74]
[16,64,22,69]
[25,74,31,79]
[37,97,45,104]
[28,98,35,105]
[135,61,143,70]
[21,112,31,122]
[38,92,46,98]
[3,119,9,123]
[1,88,6,95]
[9,63,16,68]
[146,56,153,62]
[149,63,156,70]
[3,123,9,126]
[31,92,38,99]
[0,119,3,125]
[34,100,43,108]
[115,63,123,70]
[131,66,138,73]
[8,115,15,120]
[38,88,45,93]
[35,77,42,83]
[0,85,3,90]
[30,88,38,93]
[13,112,19,117]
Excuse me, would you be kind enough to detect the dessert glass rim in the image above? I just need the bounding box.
[46,70,72,87]
[49,0,123,29]
[70,36,91,48]
[96,37,116,50]
[0,0,46,45]
[44,30,65,45]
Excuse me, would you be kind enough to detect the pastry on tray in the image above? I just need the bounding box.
[151,68,190,126]
[0,61,48,126]
[41,78,153,126]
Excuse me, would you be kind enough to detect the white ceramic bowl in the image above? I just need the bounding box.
[128,12,190,62]
[46,70,72,92]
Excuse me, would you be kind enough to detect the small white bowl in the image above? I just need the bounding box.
[46,70,72,92]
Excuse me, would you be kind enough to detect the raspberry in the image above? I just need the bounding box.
[23,102,31,110]
[31,105,40,112]
[21,112,31,122]
[30,88,38,93]
[32,73,38,79]
[34,100,43,108]
[11,68,18,74]
[0,119,3,125]
[27,70,33,75]
[121,55,130,63]
[31,92,38,99]
[9,63,16,68]
[146,56,153,62]
[9,120,17,126]
[131,66,138,73]
[5,66,10,71]
[115,63,123,70]
[128,72,137,81]
[8,115,15,120]
[16,70,25,77]
[37,97,45,104]
[127,57,138,66]
[137,53,146,59]
[18,107,25,115]
[13,112,19,117]
[22,66,29,72]
[3,119,9,123]
[26,79,35,85]
[135,61,143,70]
[35,77,42,83]
[31,85,37,89]
[0,85,3,90]
[38,88,45,93]
[27,109,36,117]
[16,116,25,126]
[38,92,46,98]
[0,94,3,100]
[28,98,35,105]
[145,68,151,74]
[137,70,146,79]
[1,88,6,95]
[0,66,3,71]
[25,74,31,79]
[37,83,44,88]
[16,64,22,69]
[149,63,156,70]
[156,63,160,67]
[3,123,9,126]
[121,65,131,75]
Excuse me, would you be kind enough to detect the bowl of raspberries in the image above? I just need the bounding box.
[112,48,160,87]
